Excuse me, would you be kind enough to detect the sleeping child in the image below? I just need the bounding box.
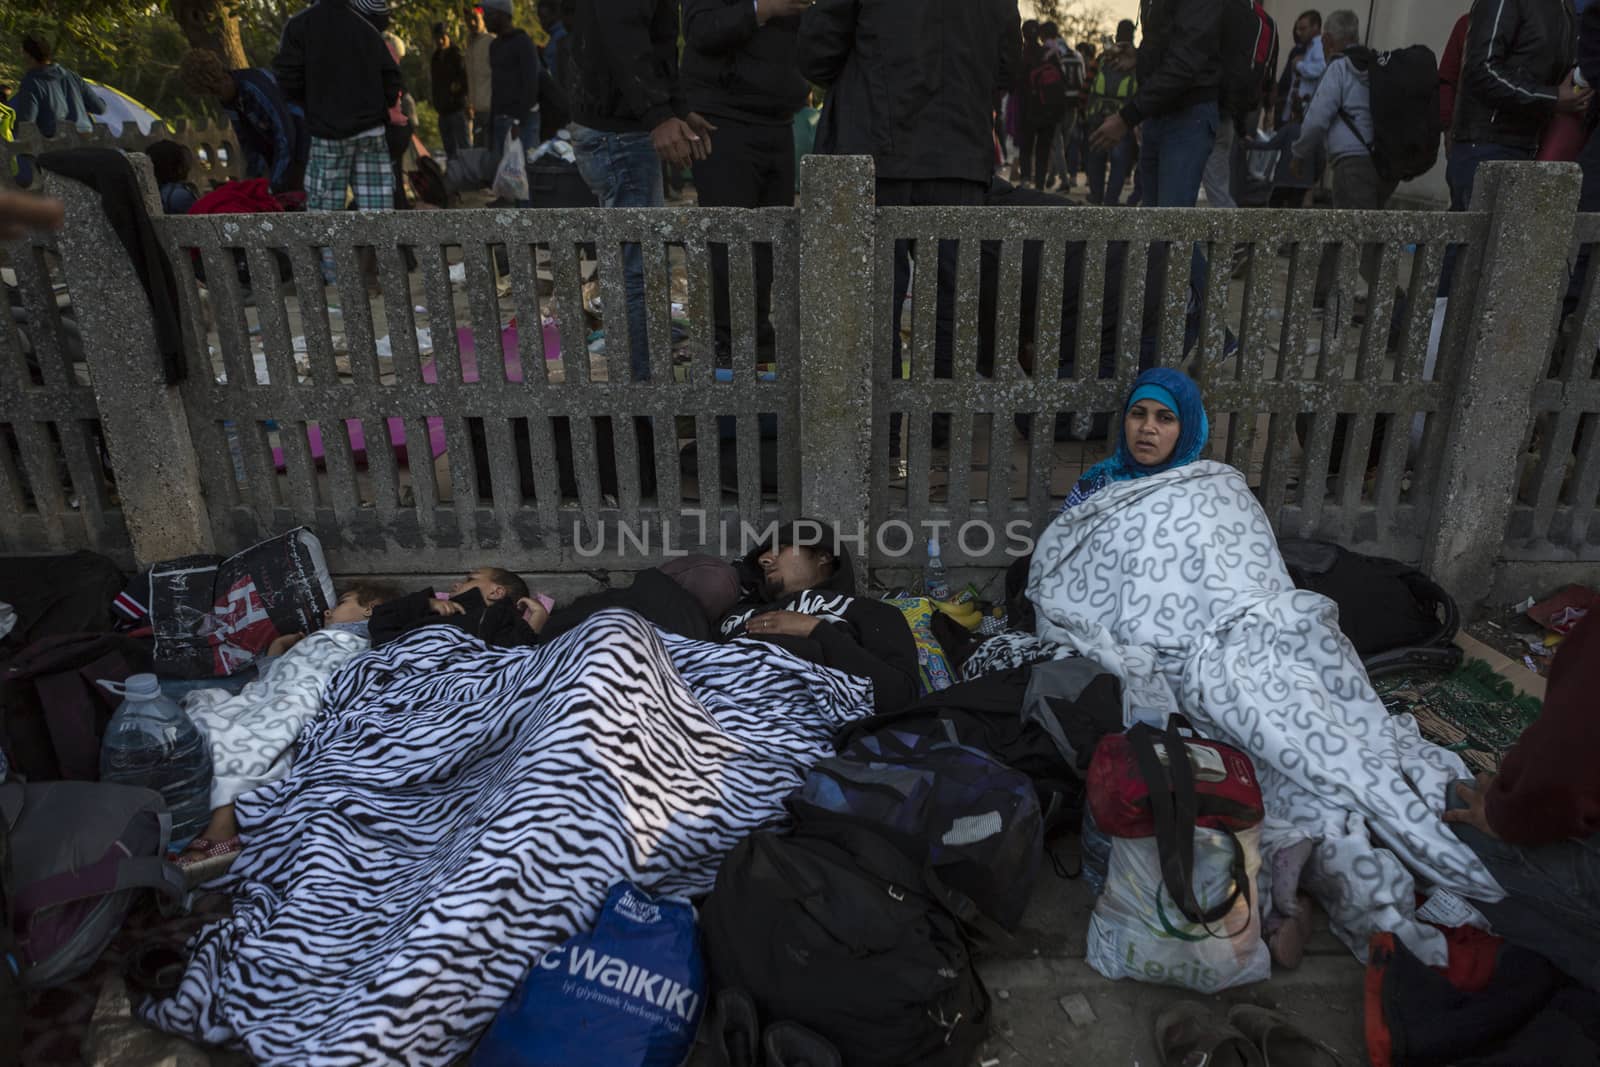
[367,567,553,648]
[177,582,401,879]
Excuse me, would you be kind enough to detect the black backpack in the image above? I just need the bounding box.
[1279,540,1461,678]
[701,823,989,1067]
[1338,45,1441,183]
[791,729,1043,933]
[1220,0,1277,128]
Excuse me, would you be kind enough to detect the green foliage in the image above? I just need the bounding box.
[0,0,554,128]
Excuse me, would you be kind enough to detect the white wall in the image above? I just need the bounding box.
[1263,0,1471,205]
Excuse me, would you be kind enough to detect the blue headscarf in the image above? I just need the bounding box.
[1061,367,1210,510]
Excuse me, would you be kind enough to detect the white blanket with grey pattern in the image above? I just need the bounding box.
[1028,461,1502,965]
[183,629,369,810]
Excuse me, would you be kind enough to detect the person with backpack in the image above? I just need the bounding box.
[1040,22,1085,191]
[1290,10,1389,303]
[1088,0,1225,209]
[1085,21,1140,204]
[1019,20,1067,189]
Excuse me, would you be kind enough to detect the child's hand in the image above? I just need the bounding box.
[268,633,306,656]
[517,596,550,632]
[429,598,465,617]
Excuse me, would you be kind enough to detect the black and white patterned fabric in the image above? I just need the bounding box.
[141,610,873,1064]
[960,629,1066,680]
[1027,461,1503,966]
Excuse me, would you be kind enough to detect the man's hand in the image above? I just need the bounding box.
[756,0,811,24]
[652,117,704,169]
[429,598,465,617]
[1090,114,1129,153]
[747,610,820,639]
[685,112,717,160]
[1442,772,1502,840]
[268,633,306,657]
[0,189,65,241]
[1557,70,1593,114]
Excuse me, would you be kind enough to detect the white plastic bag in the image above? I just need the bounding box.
[492,131,529,202]
[1085,825,1270,993]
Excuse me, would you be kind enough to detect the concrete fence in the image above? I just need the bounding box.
[3,118,247,184]
[0,154,1593,612]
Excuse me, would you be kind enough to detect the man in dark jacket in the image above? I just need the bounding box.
[273,0,403,222]
[180,50,309,194]
[1443,601,1600,990]
[481,0,545,177]
[683,0,811,363]
[1449,0,1587,212]
[799,0,1020,401]
[1090,0,1224,208]
[430,22,471,159]
[718,522,920,714]
[568,0,716,383]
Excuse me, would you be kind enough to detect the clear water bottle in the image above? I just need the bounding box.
[99,674,213,852]
[924,537,952,602]
[1081,806,1113,897]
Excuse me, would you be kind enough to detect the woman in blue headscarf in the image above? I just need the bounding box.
[1027,364,1503,970]
[1061,366,1210,510]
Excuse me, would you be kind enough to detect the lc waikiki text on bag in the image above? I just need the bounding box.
[473,880,705,1067]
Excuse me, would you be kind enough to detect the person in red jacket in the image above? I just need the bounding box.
[1444,599,1600,990]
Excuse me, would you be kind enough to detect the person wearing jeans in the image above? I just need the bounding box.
[1089,0,1223,209]
[569,0,714,384]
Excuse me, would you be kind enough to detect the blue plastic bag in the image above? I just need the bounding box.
[473,881,706,1067]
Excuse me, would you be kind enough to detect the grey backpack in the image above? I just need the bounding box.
[2,779,186,988]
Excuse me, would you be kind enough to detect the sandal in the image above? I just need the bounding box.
[1156,1002,1264,1067]
[1228,1005,1344,1067]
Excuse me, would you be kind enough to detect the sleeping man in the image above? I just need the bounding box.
[718,522,919,714]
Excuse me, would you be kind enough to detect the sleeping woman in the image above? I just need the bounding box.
[1028,367,1503,966]
[176,582,401,880]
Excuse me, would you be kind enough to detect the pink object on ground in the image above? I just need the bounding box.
[270,321,562,471]
[533,593,555,615]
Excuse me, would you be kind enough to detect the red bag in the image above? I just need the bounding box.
[1087,716,1264,925]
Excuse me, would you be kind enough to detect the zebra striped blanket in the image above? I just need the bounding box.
[140,610,874,1065]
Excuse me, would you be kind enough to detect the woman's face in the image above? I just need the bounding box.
[1125,400,1180,467]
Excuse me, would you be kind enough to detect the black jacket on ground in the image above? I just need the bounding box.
[1120,0,1224,128]
[369,587,540,649]
[567,0,686,132]
[273,0,403,140]
[682,0,809,126]
[798,0,1021,184]
[490,28,544,121]
[1454,0,1577,151]
[431,44,469,115]
[717,536,919,714]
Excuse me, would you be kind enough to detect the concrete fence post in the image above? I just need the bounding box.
[44,168,215,563]
[797,154,876,587]
[1422,161,1580,616]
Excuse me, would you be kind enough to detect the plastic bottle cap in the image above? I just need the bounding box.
[121,673,161,700]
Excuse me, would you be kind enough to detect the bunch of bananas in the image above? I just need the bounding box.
[931,598,984,630]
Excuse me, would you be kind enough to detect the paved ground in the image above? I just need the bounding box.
[975,873,1365,1066]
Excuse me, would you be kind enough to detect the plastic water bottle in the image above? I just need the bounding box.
[99,674,213,852]
[924,537,952,602]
